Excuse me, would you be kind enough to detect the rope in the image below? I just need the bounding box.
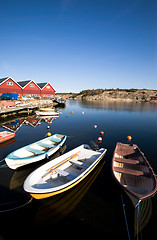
[0,197,33,213]
[0,158,7,168]
[121,194,131,240]
[136,200,141,240]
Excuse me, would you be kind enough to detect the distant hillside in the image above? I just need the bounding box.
[58,88,157,102]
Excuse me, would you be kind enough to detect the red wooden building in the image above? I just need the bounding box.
[17,80,40,98]
[150,96,157,101]
[0,77,56,99]
[0,77,22,97]
[37,82,55,98]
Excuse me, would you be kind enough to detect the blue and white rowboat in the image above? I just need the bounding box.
[5,134,67,169]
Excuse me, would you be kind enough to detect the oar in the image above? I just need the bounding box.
[42,151,80,179]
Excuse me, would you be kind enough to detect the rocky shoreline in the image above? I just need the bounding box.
[57,89,157,102]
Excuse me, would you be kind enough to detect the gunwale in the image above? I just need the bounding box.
[0,131,15,143]
[5,134,67,169]
[112,142,157,206]
[24,144,107,199]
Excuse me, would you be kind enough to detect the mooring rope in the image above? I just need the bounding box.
[121,194,131,240]
[0,196,33,213]
[136,200,141,240]
[0,159,7,168]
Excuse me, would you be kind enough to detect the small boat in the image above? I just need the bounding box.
[24,144,107,199]
[5,134,67,169]
[35,108,59,116]
[0,131,15,143]
[112,142,157,207]
[38,108,55,112]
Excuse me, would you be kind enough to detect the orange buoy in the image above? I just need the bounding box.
[94,125,97,128]
[47,132,51,137]
[98,137,102,143]
[50,121,52,125]
[38,122,41,126]
[71,111,74,114]
[100,131,104,136]
[127,135,132,141]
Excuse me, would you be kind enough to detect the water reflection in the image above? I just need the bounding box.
[0,115,56,132]
[10,144,66,190]
[0,100,157,239]
[0,138,16,148]
[134,198,152,236]
[34,159,106,226]
[79,100,157,113]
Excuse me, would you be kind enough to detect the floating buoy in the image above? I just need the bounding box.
[38,122,41,126]
[50,122,52,125]
[127,135,132,141]
[85,108,87,110]
[71,111,74,114]
[45,119,48,123]
[98,137,102,143]
[82,111,84,114]
[100,131,104,136]
[54,118,56,120]
[47,132,51,137]
[94,125,97,128]
[47,126,50,129]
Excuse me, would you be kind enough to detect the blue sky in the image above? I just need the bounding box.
[0,0,156,92]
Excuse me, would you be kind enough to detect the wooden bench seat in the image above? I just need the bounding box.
[26,146,45,155]
[38,142,54,148]
[114,157,140,165]
[113,166,150,177]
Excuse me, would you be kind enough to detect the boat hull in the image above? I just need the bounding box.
[5,134,67,169]
[35,111,59,116]
[0,131,15,143]
[24,145,107,199]
[112,142,157,207]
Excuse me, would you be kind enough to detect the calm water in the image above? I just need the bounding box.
[0,100,157,239]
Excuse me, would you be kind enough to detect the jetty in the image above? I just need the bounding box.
[0,99,57,118]
[0,104,39,118]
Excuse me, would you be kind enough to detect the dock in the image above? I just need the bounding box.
[0,104,39,118]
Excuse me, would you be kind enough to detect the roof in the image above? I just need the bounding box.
[0,77,23,88]
[17,80,32,88]
[0,77,9,84]
[37,82,55,91]
[37,83,47,89]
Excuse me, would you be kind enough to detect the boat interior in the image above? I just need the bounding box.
[35,149,101,189]
[113,144,155,195]
[11,135,64,158]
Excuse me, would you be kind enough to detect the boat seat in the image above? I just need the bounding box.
[114,157,140,165]
[56,169,69,176]
[38,142,54,148]
[50,137,61,143]
[26,146,45,155]
[70,159,89,168]
[56,169,75,180]
[113,166,151,177]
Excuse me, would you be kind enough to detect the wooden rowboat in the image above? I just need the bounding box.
[24,144,107,199]
[0,131,15,143]
[112,142,157,207]
[5,134,67,169]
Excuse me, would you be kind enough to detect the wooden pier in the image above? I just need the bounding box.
[0,104,39,118]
